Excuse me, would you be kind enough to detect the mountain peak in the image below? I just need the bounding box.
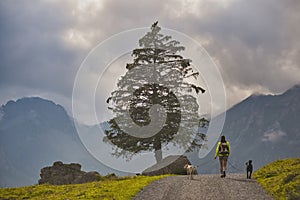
[192,84,300,174]
[0,96,71,132]
[0,96,113,187]
[2,96,65,114]
[284,84,300,93]
[4,97,58,108]
[238,84,300,106]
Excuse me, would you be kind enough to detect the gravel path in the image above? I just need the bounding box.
[134,174,274,200]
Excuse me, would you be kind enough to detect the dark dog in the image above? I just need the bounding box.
[246,160,253,179]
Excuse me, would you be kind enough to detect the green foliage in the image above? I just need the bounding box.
[254,158,300,200]
[105,21,208,163]
[0,175,170,200]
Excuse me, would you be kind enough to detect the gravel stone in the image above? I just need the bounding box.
[134,174,274,200]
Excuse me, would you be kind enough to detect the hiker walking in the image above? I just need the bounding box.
[214,135,231,178]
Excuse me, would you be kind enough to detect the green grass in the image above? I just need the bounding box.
[254,158,300,200]
[0,175,171,200]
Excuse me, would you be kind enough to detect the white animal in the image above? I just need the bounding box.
[184,164,196,180]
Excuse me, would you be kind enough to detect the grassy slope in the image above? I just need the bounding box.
[254,158,300,200]
[0,175,170,200]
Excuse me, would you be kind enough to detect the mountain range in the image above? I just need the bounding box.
[0,97,116,187]
[0,85,299,187]
[189,85,300,174]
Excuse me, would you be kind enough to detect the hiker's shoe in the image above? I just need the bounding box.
[223,171,226,178]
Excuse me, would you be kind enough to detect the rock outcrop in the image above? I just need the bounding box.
[142,155,197,176]
[38,161,101,185]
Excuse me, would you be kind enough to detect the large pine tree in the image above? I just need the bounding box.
[105,22,208,163]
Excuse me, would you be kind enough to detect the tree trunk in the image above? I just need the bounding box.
[153,46,162,163]
[154,138,162,163]
[154,149,162,163]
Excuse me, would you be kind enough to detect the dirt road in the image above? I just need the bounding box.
[134,174,274,200]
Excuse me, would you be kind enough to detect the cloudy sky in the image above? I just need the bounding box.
[1,0,300,124]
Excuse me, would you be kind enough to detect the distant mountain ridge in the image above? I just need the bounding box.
[1,85,300,187]
[0,97,115,187]
[190,85,300,173]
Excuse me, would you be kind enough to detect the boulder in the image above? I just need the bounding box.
[38,161,101,185]
[142,155,197,176]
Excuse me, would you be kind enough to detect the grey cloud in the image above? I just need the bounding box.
[155,0,300,106]
[100,0,300,102]
[0,0,299,117]
[0,1,84,102]
[161,0,300,97]
[196,0,300,94]
[262,130,287,143]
